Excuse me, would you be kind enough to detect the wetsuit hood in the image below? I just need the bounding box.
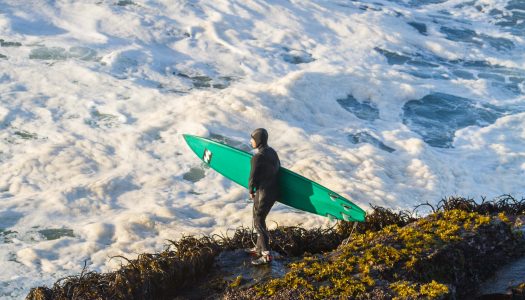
[251,128,268,149]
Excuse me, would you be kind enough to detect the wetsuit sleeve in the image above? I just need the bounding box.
[249,154,261,193]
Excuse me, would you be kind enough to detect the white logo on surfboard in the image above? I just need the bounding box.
[203,149,212,164]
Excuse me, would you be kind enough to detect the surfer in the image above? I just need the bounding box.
[247,128,280,265]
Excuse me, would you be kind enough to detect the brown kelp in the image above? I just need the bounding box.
[27,236,220,299]
[25,225,347,299]
[26,196,525,300]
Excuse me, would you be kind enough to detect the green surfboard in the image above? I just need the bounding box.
[183,134,366,222]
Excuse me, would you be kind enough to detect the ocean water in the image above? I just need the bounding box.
[0,0,524,298]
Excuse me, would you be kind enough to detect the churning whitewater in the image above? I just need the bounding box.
[0,0,524,298]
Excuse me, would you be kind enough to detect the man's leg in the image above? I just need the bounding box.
[253,189,276,253]
[254,199,270,252]
[251,188,278,265]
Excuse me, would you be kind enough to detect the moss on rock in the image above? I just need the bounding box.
[25,196,525,300]
[226,210,524,299]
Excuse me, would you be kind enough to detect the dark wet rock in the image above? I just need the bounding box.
[511,283,525,297]
[0,229,17,243]
[227,211,525,299]
[178,250,293,298]
[214,250,290,286]
[337,95,380,121]
[478,252,525,298]
[191,75,212,88]
[0,53,6,59]
[477,293,513,300]
[29,46,97,61]
[0,39,21,47]
[478,282,525,300]
[402,93,509,148]
[25,224,347,300]
[38,229,74,240]
[85,109,120,128]
[13,130,38,140]
[175,73,233,90]
[358,3,384,12]
[282,51,314,65]
[348,132,395,153]
[4,128,44,144]
[183,166,206,183]
[25,197,525,300]
[212,82,230,89]
[29,47,67,60]
[116,0,134,6]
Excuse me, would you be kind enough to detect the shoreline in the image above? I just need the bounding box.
[26,196,525,299]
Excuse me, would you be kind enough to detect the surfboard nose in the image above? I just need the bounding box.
[182,133,194,142]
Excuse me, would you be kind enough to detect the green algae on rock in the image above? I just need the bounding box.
[25,197,525,300]
[226,209,524,299]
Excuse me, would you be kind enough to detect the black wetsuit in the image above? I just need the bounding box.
[249,128,280,253]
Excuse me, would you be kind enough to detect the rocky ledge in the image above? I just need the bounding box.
[26,196,525,300]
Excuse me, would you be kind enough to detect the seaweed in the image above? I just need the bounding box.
[26,196,525,300]
[437,195,525,215]
[27,236,220,299]
[228,210,524,299]
[25,225,346,299]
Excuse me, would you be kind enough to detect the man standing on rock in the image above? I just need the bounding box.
[246,128,280,265]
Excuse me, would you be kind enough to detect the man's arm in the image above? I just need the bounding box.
[248,154,260,199]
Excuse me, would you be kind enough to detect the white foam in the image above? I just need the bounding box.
[0,0,524,298]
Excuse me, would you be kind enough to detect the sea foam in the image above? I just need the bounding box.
[0,0,523,298]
